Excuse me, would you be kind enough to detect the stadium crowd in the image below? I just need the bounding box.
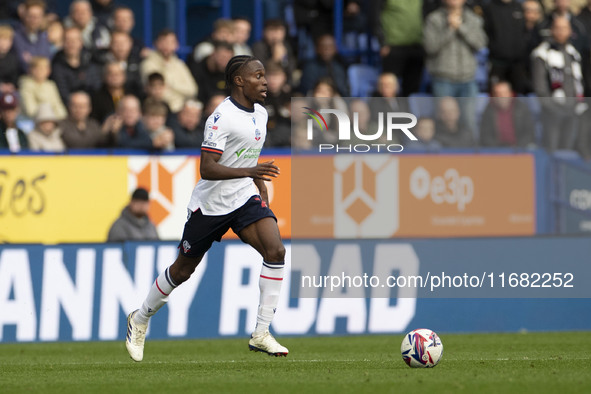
[1,0,591,157]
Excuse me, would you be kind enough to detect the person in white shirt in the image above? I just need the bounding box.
[125,55,288,361]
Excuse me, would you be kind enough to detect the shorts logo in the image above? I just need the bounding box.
[255,129,261,141]
[182,240,191,253]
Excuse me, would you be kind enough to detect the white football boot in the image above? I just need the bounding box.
[249,330,289,356]
[125,310,147,362]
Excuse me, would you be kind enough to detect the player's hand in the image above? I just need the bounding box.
[250,160,280,181]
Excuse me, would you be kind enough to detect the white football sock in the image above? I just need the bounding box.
[134,267,178,325]
[254,261,284,335]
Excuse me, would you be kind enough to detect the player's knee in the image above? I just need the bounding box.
[265,244,285,263]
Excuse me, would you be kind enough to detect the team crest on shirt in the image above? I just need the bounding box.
[254,128,261,141]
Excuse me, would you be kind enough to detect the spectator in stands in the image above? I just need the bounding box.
[300,34,349,96]
[107,187,159,242]
[190,40,233,105]
[232,16,253,56]
[252,19,296,84]
[19,56,67,120]
[111,6,145,59]
[434,96,474,147]
[169,99,203,148]
[0,92,28,152]
[91,62,128,124]
[404,117,442,151]
[294,0,334,40]
[141,29,197,114]
[142,99,174,151]
[143,72,174,123]
[61,91,111,148]
[27,103,65,152]
[373,0,424,96]
[577,0,591,42]
[423,0,487,133]
[96,31,142,96]
[106,94,152,149]
[538,0,589,57]
[190,18,235,64]
[264,62,291,147]
[309,77,349,145]
[47,19,64,56]
[201,93,226,129]
[91,0,115,28]
[64,0,110,54]
[369,72,408,122]
[532,16,585,151]
[479,80,535,147]
[348,98,390,145]
[423,0,487,97]
[12,0,51,72]
[0,25,20,95]
[51,27,101,103]
[483,0,530,94]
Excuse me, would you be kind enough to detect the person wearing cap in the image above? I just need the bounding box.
[27,102,65,152]
[107,187,160,242]
[0,92,29,152]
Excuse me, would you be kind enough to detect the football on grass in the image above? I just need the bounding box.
[401,328,443,368]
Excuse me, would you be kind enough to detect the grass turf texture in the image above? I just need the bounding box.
[1,332,590,394]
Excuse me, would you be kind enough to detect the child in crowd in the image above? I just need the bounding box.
[142,99,174,151]
[19,56,67,119]
[28,103,65,152]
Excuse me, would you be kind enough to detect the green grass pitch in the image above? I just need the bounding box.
[1,332,590,393]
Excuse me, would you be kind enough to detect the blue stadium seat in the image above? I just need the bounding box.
[408,93,435,118]
[348,64,379,98]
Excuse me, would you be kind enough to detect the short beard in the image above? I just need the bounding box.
[245,92,264,105]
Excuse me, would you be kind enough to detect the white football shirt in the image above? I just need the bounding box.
[188,97,268,215]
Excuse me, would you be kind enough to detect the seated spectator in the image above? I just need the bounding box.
[190,18,235,64]
[299,34,349,96]
[263,62,291,147]
[47,19,64,56]
[91,62,128,124]
[141,29,197,113]
[107,187,159,242]
[19,56,67,119]
[532,16,584,151]
[369,73,408,123]
[104,94,153,149]
[252,19,296,84]
[479,80,535,148]
[63,0,110,54]
[189,40,233,105]
[91,0,115,28]
[111,6,146,59]
[143,72,173,122]
[97,31,142,96]
[404,117,442,151]
[308,77,349,145]
[349,98,389,145]
[12,0,52,72]
[27,102,65,152]
[0,25,20,95]
[0,92,28,152]
[61,91,111,148]
[232,17,253,56]
[434,96,474,147]
[200,93,227,129]
[142,99,174,151]
[51,27,101,103]
[170,99,204,148]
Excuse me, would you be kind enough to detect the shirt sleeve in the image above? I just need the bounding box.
[201,112,228,154]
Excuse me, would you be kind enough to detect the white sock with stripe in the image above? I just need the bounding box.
[133,266,178,325]
[254,261,284,335]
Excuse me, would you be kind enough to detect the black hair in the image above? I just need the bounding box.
[225,55,257,89]
[147,72,165,84]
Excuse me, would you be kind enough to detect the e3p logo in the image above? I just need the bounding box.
[303,107,418,153]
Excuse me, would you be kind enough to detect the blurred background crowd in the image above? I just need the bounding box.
[2,0,591,157]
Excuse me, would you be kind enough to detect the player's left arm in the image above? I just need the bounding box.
[254,178,269,206]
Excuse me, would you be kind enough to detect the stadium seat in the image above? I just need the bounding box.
[408,93,435,118]
[348,64,379,98]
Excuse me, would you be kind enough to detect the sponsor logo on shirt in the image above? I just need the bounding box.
[203,141,217,147]
[235,147,261,159]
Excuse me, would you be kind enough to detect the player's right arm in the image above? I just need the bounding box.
[200,151,279,181]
